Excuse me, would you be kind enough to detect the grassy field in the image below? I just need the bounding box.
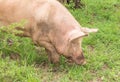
[0,0,120,82]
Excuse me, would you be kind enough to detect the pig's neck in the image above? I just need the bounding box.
[50,22,82,54]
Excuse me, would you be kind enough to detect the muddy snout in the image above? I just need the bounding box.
[73,55,86,65]
[67,55,86,65]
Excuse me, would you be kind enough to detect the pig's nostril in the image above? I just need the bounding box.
[74,55,86,65]
[76,55,84,60]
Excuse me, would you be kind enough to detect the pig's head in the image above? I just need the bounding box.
[63,28,98,65]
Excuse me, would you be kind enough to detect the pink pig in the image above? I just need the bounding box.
[0,0,98,65]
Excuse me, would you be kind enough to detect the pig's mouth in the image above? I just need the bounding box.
[66,56,73,63]
[73,58,86,65]
[66,55,86,65]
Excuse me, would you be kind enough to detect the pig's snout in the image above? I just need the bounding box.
[73,54,86,65]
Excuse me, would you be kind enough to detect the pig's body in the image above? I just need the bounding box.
[0,0,98,64]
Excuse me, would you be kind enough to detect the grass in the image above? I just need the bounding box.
[0,0,120,82]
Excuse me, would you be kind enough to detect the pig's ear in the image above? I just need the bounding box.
[81,27,98,34]
[68,28,98,42]
[68,30,87,42]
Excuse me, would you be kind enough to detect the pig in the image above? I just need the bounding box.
[0,0,98,65]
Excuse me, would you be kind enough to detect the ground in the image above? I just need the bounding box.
[0,0,120,82]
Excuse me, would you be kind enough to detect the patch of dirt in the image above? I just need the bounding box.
[7,39,14,46]
[10,53,20,60]
[89,77,104,82]
[87,45,95,52]
[35,62,49,69]
[1,53,20,61]
[101,64,108,70]
[34,61,69,82]
[114,3,120,8]
[1,54,7,59]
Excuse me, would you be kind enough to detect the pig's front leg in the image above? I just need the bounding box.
[45,49,60,64]
[38,41,60,64]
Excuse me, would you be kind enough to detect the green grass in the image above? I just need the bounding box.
[0,0,120,82]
